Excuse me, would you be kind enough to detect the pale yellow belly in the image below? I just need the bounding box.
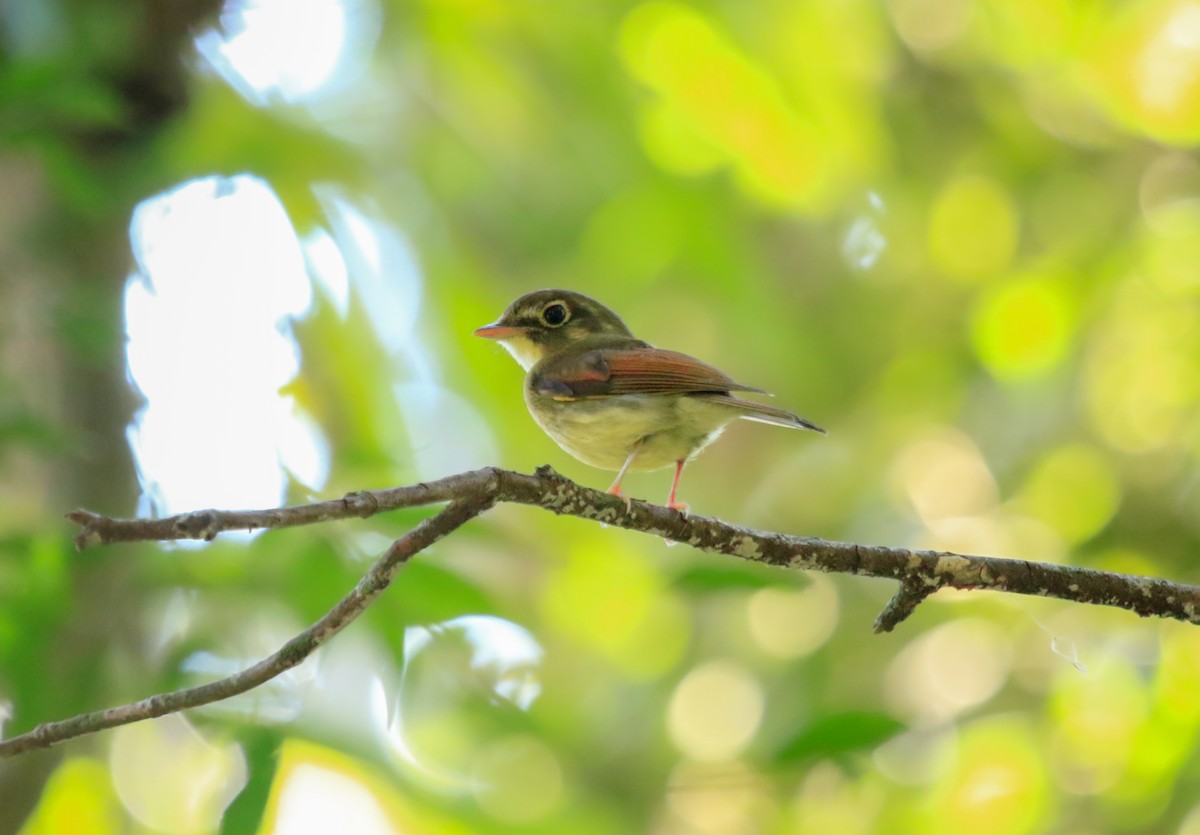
[524,390,739,472]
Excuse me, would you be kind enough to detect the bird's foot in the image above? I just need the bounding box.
[607,485,633,513]
[667,500,689,515]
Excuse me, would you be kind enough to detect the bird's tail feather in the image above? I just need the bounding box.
[712,396,826,434]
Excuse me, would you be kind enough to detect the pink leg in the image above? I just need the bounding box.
[666,460,688,512]
[607,441,642,509]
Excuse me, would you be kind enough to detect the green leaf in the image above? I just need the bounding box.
[774,712,905,765]
[219,730,282,835]
[672,562,802,593]
[378,560,495,626]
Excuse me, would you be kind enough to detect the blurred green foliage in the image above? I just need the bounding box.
[3,0,1200,832]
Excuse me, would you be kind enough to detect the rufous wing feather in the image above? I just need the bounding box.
[534,347,767,399]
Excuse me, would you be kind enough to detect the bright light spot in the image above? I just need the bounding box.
[928,717,1050,835]
[471,736,563,824]
[1181,802,1200,835]
[885,619,1010,723]
[297,633,402,743]
[619,1,826,208]
[1136,2,1200,115]
[923,512,1065,565]
[887,0,971,52]
[541,540,688,677]
[273,764,395,835]
[148,588,196,657]
[636,99,724,176]
[746,577,839,659]
[1084,280,1200,452]
[110,715,247,833]
[890,428,998,525]
[19,758,120,834]
[0,700,10,738]
[970,274,1075,381]
[667,660,764,761]
[404,615,544,710]
[874,726,953,787]
[928,175,1018,282]
[792,762,881,834]
[1143,200,1200,292]
[126,175,326,521]
[1016,444,1120,544]
[303,228,351,317]
[320,193,427,363]
[196,0,379,106]
[1048,657,1148,793]
[666,761,771,834]
[843,191,888,272]
[1139,152,1200,222]
[389,616,545,790]
[1158,625,1200,723]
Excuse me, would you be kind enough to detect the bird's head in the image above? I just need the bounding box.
[474,289,633,370]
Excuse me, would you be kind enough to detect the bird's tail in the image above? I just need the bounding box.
[713,396,826,434]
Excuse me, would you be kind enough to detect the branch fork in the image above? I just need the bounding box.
[4,465,1199,758]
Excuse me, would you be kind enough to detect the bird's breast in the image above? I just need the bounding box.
[523,387,737,472]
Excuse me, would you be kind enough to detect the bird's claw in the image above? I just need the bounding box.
[607,485,633,513]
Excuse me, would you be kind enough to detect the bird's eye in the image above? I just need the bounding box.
[540,301,570,327]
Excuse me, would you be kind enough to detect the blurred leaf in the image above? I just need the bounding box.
[377,559,495,626]
[672,561,804,593]
[219,730,282,835]
[774,711,905,765]
[0,63,126,133]
[18,758,121,835]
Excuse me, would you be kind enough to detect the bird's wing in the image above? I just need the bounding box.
[532,346,767,400]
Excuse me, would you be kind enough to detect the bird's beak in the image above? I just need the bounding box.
[473,323,525,340]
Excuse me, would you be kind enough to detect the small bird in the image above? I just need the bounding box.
[475,290,824,510]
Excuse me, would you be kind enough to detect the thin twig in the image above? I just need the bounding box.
[5,465,1199,758]
[873,579,937,634]
[0,497,491,758]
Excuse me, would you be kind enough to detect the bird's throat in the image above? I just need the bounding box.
[499,334,546,372]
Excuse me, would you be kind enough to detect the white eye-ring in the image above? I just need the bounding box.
[540,301,570,327]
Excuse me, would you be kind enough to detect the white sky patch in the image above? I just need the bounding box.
[320,194,426,360]
[195,0,380,106]
[303,227,351,317]
[126,174,327,521]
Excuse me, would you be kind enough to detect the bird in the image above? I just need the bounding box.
[474,289,824,510]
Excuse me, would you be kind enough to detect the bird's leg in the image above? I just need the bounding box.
[666,459,689,512]
[607,440,642,511]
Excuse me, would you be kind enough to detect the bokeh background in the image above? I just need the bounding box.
[3,0,1200,832]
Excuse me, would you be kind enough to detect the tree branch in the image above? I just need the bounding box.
[5,464,1199,758]
[0,496,491,758]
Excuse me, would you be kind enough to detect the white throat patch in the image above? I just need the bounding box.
[499,335,543,371]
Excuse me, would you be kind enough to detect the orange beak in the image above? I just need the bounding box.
[473,323,525,340]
